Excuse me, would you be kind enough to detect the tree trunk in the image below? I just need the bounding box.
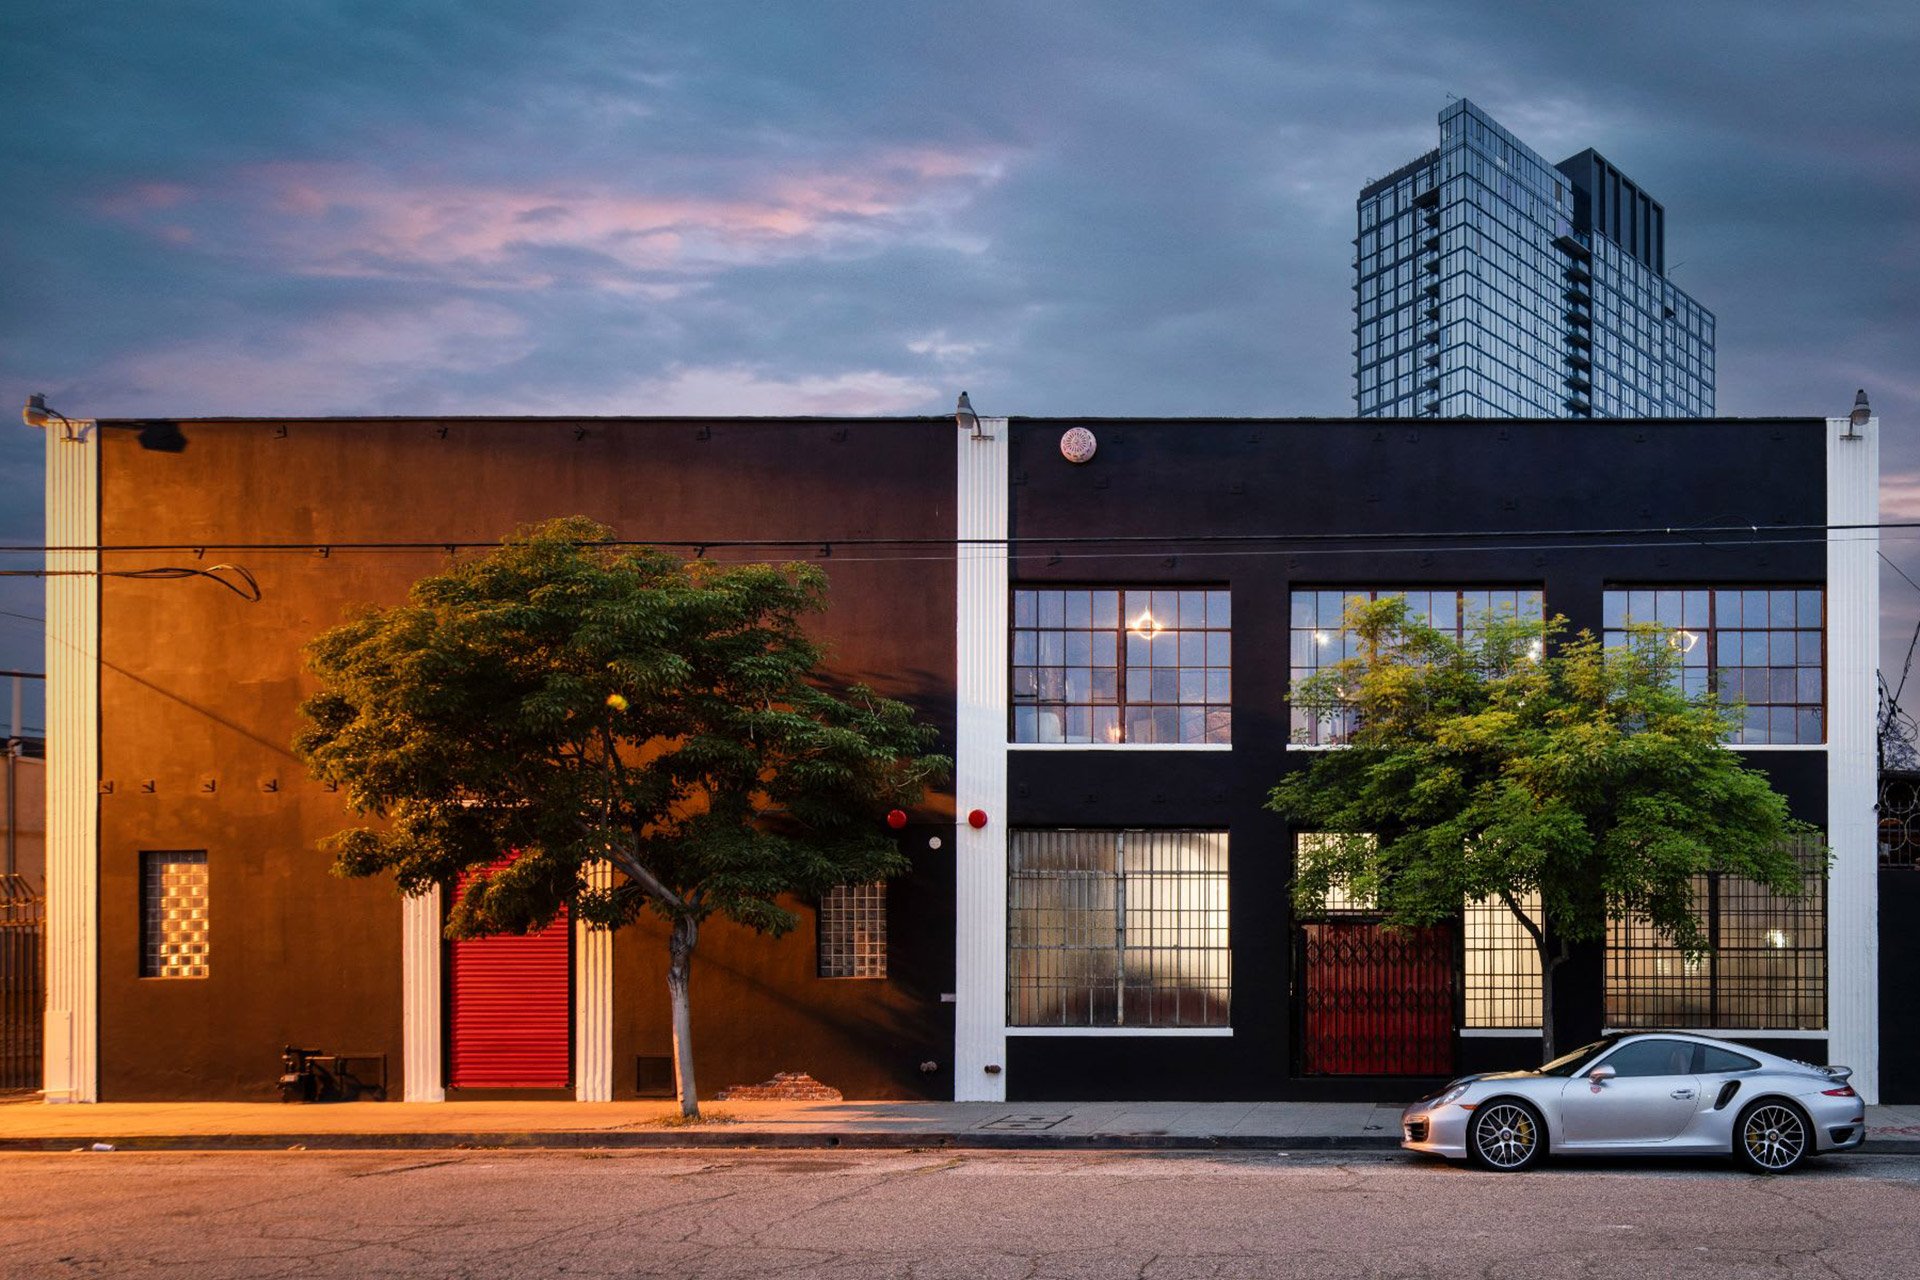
[666,914,700,1118]
[1539,939,1557,1063]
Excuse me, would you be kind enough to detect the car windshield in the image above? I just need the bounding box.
[1536,1037,1619,1077]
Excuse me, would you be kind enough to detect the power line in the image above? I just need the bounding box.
[0,518,1908,557]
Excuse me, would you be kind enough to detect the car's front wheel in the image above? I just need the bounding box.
[1734,1100,1811,1174]
[1467,1099,1546,1172]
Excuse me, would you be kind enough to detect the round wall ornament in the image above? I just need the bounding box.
[1059,426,1097,464]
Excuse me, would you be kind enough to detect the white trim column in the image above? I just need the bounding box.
[1826,409,1879,1101]
[954,417,1009,1100]
[401,887,445,1101]
[574,861,613,1101]
[42,428,99,1103]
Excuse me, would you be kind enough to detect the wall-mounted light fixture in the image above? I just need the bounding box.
[1843,388,1870,441]
[22,394,187,452]
[956,390,991,441]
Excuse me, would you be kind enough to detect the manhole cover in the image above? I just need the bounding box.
[975,1113,1071,1132]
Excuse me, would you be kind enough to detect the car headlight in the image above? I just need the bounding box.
[1430,1083,1472,1108]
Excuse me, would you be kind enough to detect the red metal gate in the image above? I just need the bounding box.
[1297,920,1455,1076]
[449,870,571,1090]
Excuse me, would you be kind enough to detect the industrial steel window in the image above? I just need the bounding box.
[1463,893,1542,1029]
[1011,588,1230,745]
[817,882,886,979]
[1603,587,1824,744]
[1008,830,1230,1028]
[1289,588,1544,745]
[1605,839,1825,1030]
[141,851,209,979]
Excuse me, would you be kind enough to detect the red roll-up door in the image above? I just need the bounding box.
[449,868,571,1090]
[1298,920,1455,1076]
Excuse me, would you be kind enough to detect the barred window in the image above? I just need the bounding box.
[817,882,886,979]
[1289,588,1544,745]
[141,851,209,979]
[1603,587,1824,744]
[1605,840,1825,1030]
[1292,832,1377,915]
[1009,830,1229,1028]
[1012,588,1230,745]
[1463,892,1542,1028]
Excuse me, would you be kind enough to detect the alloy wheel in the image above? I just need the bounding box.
[1740,1103,1808,1172]
[1472,1102,1541,1171]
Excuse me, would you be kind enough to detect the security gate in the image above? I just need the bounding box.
[1296,919,1455,1076]
[1,874,42,1092]
[448,867,571,1091]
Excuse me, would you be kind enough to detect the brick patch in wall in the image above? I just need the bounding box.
[715,1072,843,1101]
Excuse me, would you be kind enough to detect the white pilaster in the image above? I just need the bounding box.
[574,862,613,1101]
[401,887,445,1101]
[954,417,1009,1100]
[42,428,99,1103]
[1826,410,1879,1101]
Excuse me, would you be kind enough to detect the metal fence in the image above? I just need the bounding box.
[1,873,42,1092]
[1881,771,1920,867]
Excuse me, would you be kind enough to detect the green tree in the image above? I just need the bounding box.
[1269,597,1819,1059]
[295,518,948,1116]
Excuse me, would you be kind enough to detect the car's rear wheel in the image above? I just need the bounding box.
[1734,1100,1810,1174]
[1467,1099,1545,1172]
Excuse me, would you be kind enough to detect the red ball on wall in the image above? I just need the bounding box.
[885,809,908,830]
[967,809,989,829]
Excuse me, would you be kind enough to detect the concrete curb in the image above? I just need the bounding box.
[3,1130,1916,1155]
[0,1130,1407,1153]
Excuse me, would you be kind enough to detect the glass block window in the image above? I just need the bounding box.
[1605,838,1825,1030]
[1603,587,1824,744]
[1289,588,1544,744]
[1463,892,1542,1028]
[141,851,209,979]
[1011,587,1230,745]
[817,882,886,979]
[1009,830,1229,1028]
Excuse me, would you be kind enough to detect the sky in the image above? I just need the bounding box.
[3,1,1918,735]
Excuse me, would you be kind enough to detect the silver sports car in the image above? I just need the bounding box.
[1401,1031,1863,1173]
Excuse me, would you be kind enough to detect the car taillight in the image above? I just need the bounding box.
[1822,1085,1856,1097]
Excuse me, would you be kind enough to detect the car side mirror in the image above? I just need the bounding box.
[1587,1065,1616,1085]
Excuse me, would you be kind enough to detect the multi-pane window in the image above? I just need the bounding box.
[1463,893,1542,1028]
[1289,588,1544,744]
[1605,838,1825,1030]
[1008,830,1230,1028]
[1011,588,1230,745]
[141,851,209,979]
[1603,588,1824,744]
[817,882,886,979]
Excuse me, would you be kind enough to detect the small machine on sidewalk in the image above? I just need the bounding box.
[277,1046,387,1103]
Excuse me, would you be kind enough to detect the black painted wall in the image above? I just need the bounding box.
[1004,416,1829,1101]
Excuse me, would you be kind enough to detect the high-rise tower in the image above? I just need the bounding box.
[1355,100,1714,418]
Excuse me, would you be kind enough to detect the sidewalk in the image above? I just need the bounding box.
[4,1097,1919,1153]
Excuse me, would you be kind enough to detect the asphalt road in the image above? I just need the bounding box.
[5,1148,1920,1278]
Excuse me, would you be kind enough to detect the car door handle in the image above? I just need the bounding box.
[1671,1088,1696,1100]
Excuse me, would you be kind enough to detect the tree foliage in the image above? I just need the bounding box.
[294,517,948,1111]
[1268,596,1820,1055]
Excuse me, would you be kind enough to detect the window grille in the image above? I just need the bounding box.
[1463,892,1542,1028]
[141,851,209,979]
[817,882,886,979]
[1603,587,1824,744]
[1289,588,1544,745]
[1008,830,1229,1028]
[1292,832,1377,914]
[1011,588,1230,745]
[1605,838,1825,1030]
[1879,771,1920,867]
